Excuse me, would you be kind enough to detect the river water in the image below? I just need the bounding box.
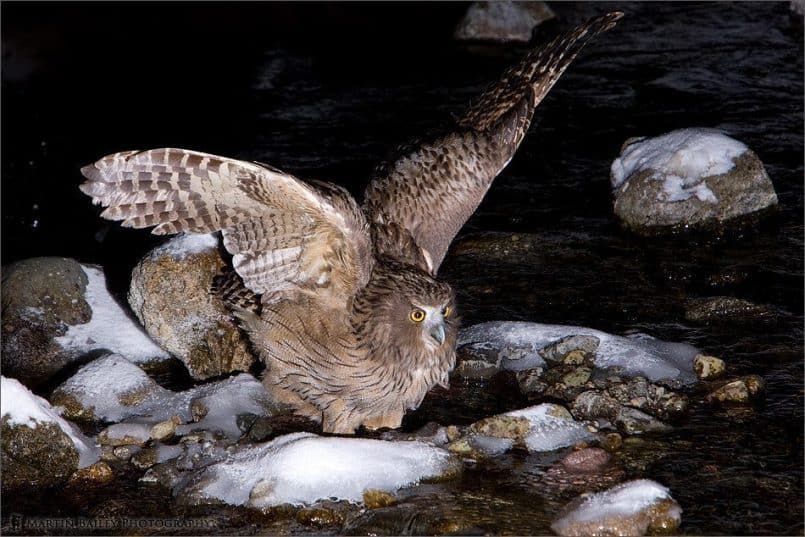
[2,2,803,535]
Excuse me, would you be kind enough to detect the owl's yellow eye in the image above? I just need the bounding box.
[409,308,426,323]
[442,306,452,317]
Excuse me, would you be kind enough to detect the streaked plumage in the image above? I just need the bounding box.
[79,12,622,434]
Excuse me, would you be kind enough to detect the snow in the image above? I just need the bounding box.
[1,376,99,467]
[54,265,170,363]
[184,433,458,508]
[56,355,274,439]
[101,421,152,445]
[551,479,681,535]
[611,128,749,203]
[459,322,699,385]
[154,233,219,260]
[505,404,595,452]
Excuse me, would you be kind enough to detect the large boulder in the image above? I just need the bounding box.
[454,1,555,42]
[128,234,257,380]
[610,128,777,235]
[1,257,169,386]
[1,376,98,491]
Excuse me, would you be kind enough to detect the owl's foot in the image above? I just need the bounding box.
[361,410,404,431]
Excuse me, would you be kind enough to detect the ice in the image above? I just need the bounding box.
[54,265,170,363]
[56,355,276,439]
[505,404,595,452]
[101,421,152,445]
[183,433,458,508]
[1,376,99,467]
[611,128,748,203]
[155,233,219,259]
[551,479,681,536]
[459,322,698,384]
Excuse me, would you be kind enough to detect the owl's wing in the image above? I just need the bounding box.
[364,12,622,274]
[80,148,373,306]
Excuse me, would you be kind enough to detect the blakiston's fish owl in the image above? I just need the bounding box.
[80,13,622,434]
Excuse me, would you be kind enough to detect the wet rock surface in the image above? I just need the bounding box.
[685,296,775,324]
[128,234,257,380]
[453,1,555,42]
[611,130,778,235]
[1,257,93,386]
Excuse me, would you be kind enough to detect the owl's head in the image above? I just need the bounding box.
[352,261,458,360]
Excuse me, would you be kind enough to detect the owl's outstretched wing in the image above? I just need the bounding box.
[80,148,373,307]
[364,12,623,274]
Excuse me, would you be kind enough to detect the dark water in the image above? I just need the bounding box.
[2,2,803,535]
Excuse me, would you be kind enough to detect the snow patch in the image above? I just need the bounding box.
[185,433,457,508]
[154,233,219,260]
[611,128,748,203]
[54,265,170,363]
[459,322,699,385]
[505,404,595,452]
[1,376,99,467]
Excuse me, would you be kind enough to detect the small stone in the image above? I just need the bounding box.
[363,489,397,509]
[246,417,275,442]
[445,425,461,442]
[693,354,726,380]
[454,1,556,42]
[562,367,592,387]
[600,432,623,452]
[150,418,179,442]
[560,448,612,473]
[131,448,158,470]
[112,445,141,460]
[707,375,765,404]
[68,461,114,485]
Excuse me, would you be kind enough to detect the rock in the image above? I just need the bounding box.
[447,435,515,460]
[571,391,671,435]
[99,421,151,447]
[706,375,765,404]
[128,234,256,380]
[112,445,141,461]
[363,489,397,509]
[175,433,461,508]
[539,335,600,364]
[2,258,171,387]
[296,507,345,527]
[605,377,688,420]
[551,479,682,536]
[468,415,531,442]
[131,444,184,470]
[693,354,726,380]
[685,296,773,323]
[150,417,180,442]
[454,1,555,42]
[560,447,612,473]
[611,129,777,235]
[599,432,623,452]
[1,376,98,491]
[1,257,91,385]
[52,354,282,440]
[459,322,700,385]
[536,447,625,495]
[68,461,114,486]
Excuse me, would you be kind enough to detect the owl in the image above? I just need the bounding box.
[79,12,622,434]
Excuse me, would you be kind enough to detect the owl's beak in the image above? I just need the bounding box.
[429,322,446,345]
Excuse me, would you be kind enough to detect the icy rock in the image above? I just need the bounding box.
[128,233,257,380]
[458,322,699,385]
[1,376,99,491]
[52,354,282,439]
[551,479,682,536]
[571,391,671,435]
[176,433,460,509]
[504,404,596,452]
[611,129,777,234]
[454,1,555,42]
[99,421,152,447]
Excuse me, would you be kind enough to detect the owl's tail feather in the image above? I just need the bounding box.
[457,11,623,132]
[211,268,261,316]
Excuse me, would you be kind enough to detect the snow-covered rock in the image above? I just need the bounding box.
[458,321,699,385]
[51,354,282,440]
[176,433,460,509]
[611,128,777,234]
[505,404,596,452]
[1,376,98,490]
[128,233,256,380]
[454,1,555,42]
[551,479,682,536]
[1,257,167,386]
